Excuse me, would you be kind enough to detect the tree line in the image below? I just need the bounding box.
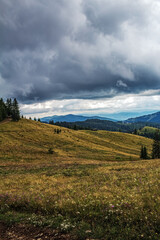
[53,119,160,135]
[0,98,20,122]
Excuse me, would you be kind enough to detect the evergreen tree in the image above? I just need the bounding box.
[152,130,160,159]
[143,146,148,159]
[140,145,144,159]
[73,124,77,130]
[6,98,12,116]
[11,98,20,121]
[140,145,148,159]
[0,98,7,121]
[134,129,137,135]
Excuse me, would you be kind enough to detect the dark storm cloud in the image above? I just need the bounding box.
[0,0,160,103]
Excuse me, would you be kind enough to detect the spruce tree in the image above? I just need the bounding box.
[11,98,20,121]
[140,145,148,159]
[134,129,137,135]
[143,146,148,159]
[152,130,160,159]
[6,98,12,116]
[0,98,7,121]
[140,145,144,159]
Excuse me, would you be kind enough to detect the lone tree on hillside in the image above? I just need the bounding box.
[152,130,160,159]
[140,145,148,159]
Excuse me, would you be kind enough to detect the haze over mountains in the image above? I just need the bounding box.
[41,114,117,123]
[41,111,160,124]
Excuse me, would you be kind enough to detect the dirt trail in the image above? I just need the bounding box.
[0,223,73,240]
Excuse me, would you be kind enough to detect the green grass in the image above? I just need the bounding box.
[1,119,160,239]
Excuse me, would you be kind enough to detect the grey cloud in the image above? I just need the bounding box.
[82,0,149,35]
[0,0,160,103]
[0,0,74,50]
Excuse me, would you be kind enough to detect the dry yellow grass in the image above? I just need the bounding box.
[0,119,152,163]
[1,119,159,239]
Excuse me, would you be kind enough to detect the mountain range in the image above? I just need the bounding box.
[41,112,160,124]
[125,111,160,123]
[41,114,117,123]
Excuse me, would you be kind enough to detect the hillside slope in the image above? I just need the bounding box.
[0,119,152,162]
[1,119,160,240]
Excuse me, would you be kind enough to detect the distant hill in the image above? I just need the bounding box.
[55,118,160,135]
[125,111,160,123]
[138,126,159,139]
[41,114,117,123]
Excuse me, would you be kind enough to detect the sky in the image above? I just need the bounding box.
[1,0,160,119]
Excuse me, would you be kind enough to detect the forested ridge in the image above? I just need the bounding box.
[54,118,160,136]
[0,98,20,122]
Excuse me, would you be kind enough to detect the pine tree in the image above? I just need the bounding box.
[0,98,7,121]
[11,98,20,121]
[152,130,160,159]
[6,98,12,116]
[140,145,144,159]
[73,124,77,130]
[143,146,148,159]
[134,129,137,135]
[140,146,148,159]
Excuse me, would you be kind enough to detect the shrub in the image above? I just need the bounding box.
[48,148,54,154]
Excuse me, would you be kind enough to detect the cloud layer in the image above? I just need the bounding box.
[20,90,160,119]
[1,0,160,103]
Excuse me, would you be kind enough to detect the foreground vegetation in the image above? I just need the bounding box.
[1,119,160,239]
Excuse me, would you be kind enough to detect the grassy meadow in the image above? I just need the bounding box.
[0,119,160,239]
